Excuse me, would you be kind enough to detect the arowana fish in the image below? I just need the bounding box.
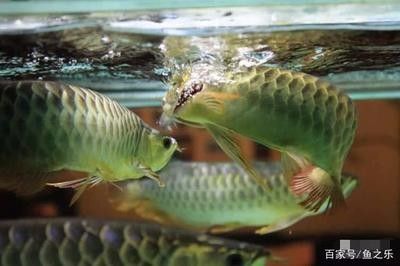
[0,218,270,266]
[112,161,358,234]
[162,66,357,212]
[0,81,177,203]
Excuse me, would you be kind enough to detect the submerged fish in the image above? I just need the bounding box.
[0,81,177,202]
[0,218,270,266]
[162,66,357,211]
[112,161,358,234]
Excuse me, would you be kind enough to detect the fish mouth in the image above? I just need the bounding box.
[174,83,203,112]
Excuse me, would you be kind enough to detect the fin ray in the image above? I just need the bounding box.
[47,177,88,189]
[281,152,298,181]
[206,124,268,189]
[48,176,104,205]
[290,167,345,212]
[139,165,165,187]
[281,152,309,181]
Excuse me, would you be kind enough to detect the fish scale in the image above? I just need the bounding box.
[0,80,177,198]
[114,161,358,234]
[163,66,357,211]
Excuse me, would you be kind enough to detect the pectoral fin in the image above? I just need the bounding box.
[47,177,89,189]
[47,176,102,205]
[206,124,268,189]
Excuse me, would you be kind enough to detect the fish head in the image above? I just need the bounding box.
[162,82,204,123]
[161,66,218,128]
[161,67,191,126]
[169,240,270,266]
[143,128,178,172]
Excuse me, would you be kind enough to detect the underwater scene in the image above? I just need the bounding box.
[0,0,399,265]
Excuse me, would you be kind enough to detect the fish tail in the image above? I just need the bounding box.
[290,166,345,212]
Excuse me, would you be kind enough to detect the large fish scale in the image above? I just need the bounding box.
[115,162,358,234]
[0,81,147,193]
[226,67,356,176]
[163,66,357,212]
[0,81,140,170]
[0,219,267,266]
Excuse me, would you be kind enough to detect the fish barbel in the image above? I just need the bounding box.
[112,161,358,234]
[0,218,270,266]
[162,66,357,212]
[0,81,178,202]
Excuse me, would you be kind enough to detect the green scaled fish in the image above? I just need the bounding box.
[0,81,178,203]
[112,161,358,234]
[0,218,270,266]
[162,66,357,212]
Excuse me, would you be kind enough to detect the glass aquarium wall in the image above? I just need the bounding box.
[0,1,399,265]
[0,0,400,107]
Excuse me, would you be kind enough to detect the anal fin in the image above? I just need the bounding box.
[206,124,268,190]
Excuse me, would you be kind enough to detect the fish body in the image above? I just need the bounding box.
[113,161,358,234]
[0,81,177,198]
[0,218,269,266]
[163,66,357,211]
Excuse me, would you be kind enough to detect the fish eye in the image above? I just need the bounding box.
[162,137,172,149]
[225,253,244,266]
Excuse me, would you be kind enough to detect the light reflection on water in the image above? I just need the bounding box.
[1,14,400,106]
